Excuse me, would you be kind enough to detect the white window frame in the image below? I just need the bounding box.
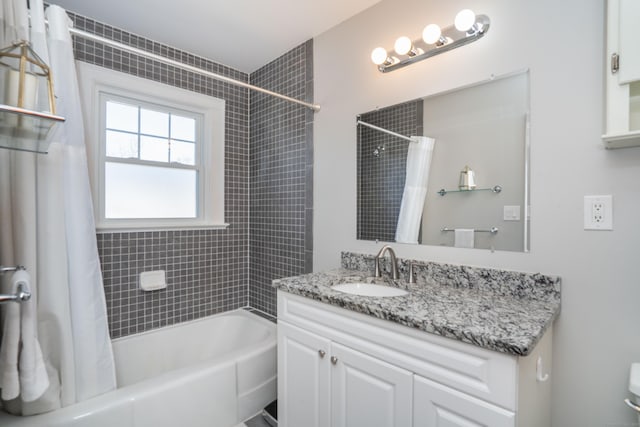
[77,62,227,231]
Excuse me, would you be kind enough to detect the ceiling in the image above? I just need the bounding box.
[47,0,382,73]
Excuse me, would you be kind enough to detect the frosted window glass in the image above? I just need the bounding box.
[171,115,196,141]
[140,135,169,162]
[106,101,138,132]
[106,130,138,158]
[170,140,195,165]
[140,108,169,137]
[105,162,196,218]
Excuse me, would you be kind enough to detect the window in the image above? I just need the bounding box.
[78,62,226,230]
[102,95,200,219]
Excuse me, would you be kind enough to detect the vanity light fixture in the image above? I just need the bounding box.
[394,36,423,57]
[371,9,490,73]
[454,9,479,33]
[370,47,398,67]
[422,24,447,46]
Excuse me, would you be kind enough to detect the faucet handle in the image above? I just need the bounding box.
[409,263,417,284]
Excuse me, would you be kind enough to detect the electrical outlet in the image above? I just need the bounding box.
[584,195,613,230]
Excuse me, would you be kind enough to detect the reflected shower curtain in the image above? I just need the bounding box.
[395,136,435,244]
[0,0,116,415]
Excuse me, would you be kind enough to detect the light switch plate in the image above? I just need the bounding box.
[503,205,521,221]
[584,195,613,230]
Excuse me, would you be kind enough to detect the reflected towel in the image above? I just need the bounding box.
[0,270,49,402]
[395,136,436,243]
[454,229,475,248]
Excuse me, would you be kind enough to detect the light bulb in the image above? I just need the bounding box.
[371,47,388,65]
[422,24,442,45]
[394,36,413,55]
[455,9,476,32]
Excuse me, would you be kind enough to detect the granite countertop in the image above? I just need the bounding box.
[273,253,561,357]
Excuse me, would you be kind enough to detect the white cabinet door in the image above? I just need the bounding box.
[618,0,640,84]
[413,375,515,427]
[278,321,331,427]
[331,342,413,427]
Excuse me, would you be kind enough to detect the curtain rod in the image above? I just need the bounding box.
[66,27,321,112]
[357,120,414,142]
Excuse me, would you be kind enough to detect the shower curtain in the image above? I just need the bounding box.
[395,136,435,244]
[0,0,116,415]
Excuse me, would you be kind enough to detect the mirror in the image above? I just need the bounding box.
[357,71,529,252]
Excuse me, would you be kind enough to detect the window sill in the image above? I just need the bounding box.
[96,223,230,234]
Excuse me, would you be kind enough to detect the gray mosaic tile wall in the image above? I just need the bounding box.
[357,100,423,242]
[248,40,314,316]
[67,11,250,338]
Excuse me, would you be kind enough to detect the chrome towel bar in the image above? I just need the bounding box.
[441,227,499,234]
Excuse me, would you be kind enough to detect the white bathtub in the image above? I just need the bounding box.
[0,309,277,427]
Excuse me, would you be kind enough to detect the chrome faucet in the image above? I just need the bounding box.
[374,245,399,280]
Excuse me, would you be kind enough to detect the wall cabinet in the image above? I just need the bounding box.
[603,0,640,148]
[277,291,553,427]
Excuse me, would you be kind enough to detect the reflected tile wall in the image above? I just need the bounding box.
[358,100,423,242]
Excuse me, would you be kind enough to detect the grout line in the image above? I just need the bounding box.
[243,306,277,322]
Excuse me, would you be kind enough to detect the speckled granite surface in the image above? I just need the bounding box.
[273,252,561,356]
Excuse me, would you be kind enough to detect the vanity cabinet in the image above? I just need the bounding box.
[331,342,413,427]
[603,0,640,148]
[277,291,553,427]
[278,322,412,427]
[278,321,330,427]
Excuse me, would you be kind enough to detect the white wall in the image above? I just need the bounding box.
[313,0,640,426]
[420,72,528,252]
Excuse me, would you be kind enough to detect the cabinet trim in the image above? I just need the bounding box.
[602,130,640,149]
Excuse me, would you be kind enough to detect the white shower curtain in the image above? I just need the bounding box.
[0,0,116,415]
[395,136,435,244]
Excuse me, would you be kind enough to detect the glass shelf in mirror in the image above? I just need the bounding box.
[437,185,502,196]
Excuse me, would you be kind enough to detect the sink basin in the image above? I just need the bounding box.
[332,282,408,297]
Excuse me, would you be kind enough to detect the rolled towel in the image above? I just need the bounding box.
[454,229,475,248]
[0,273,21,400]
[16,270,49,402]
[0,270,49,402]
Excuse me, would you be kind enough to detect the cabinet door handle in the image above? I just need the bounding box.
[318,350,326,358]
[611,53,619,74]
[331,356,338,365]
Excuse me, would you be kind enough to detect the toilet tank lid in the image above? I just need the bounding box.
[630,363,640,395]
